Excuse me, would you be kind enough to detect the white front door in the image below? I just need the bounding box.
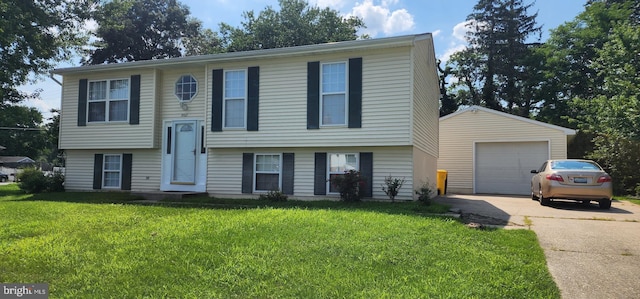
[161,120,207,192]
[172,121,197,184]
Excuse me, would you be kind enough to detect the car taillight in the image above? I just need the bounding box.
[546,173,564,182]
[597,175,612,183]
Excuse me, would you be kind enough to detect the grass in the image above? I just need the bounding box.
[616,196,640,206]
[0,184,560,298]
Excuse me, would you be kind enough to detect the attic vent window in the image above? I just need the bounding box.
[175,75,197,102]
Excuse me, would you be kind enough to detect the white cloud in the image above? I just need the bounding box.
[349,0,415,37]
[452,20,473,42]
[432,29,442,37]
[439,43,466,63]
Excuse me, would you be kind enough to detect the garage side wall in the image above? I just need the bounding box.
[438,109,569,194]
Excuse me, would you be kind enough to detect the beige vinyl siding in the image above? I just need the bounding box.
[59,70,157,149]
[131,149,162,191]
[207,146,415,200]
[64,150,96,191]
[64,149,161,191]
[413,147,438,196]
[205,47,414,148]
[412,37,440,157]
[438,108,570,194]
[158,67,208,121]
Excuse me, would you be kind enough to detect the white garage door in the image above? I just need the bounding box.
[475,141,549,195]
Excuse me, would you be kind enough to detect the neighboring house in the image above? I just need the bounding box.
[438,105,576,195]
[53,33,440,200]
[0,156,36,182]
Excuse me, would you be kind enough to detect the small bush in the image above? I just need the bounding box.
[382,175,405,202]
[17,168,65,194]
[47,171,65,192]
[258,190,288,202]
[330,170,362,202]
[17,168,48,194]
[415,183,434,205]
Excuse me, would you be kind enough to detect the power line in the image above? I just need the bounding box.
[0,127,44,131]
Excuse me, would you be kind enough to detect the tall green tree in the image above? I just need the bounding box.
[43,109,64,166]
[535,0,633,127]
[85,0,213,64]
[573,21,640,194]
[446,0,541,115]
[0,105,46,160]
[219,0,365,52]
[0,0,91,103]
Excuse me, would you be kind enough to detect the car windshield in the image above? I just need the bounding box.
[550,161,601,170]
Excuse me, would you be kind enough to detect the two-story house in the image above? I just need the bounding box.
[53,33,439,200]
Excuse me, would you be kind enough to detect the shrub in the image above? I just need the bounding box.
[258,190,288,202]
[47,171,65,192]
[17,168,48,194]
[415,183,434,205]
[382,175,405,202]
[330,170,362,202]
[17,168,65,194]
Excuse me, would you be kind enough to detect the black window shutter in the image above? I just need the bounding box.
[166,127,172,154]
[211,69,224,132]
[129,75,141,125]
[93,154,103,190]
[348,58,362,128]
[247,66,259,131]
[359,152,373,198]
[307,61,320,129]
[242,153,253,193]
[78,79,88,126]
[282,153,295,195]
[122,154,132,190]
[314,152,327,195]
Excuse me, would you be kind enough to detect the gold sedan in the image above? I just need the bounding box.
[530,159,613,209]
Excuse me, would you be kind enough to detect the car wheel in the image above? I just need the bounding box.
[599,199,612,209]
[531,191,538,200]
[0,177,5,183]
[539,191,550,206]
[581,200,590,205]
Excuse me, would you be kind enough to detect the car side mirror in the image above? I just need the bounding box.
[530,170,538,174]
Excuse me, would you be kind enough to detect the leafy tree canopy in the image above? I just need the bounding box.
[444,0,541,116]
[0,104,46,160]
[85,0,214,64]
[0,0,91,103]
[219,0,366,52]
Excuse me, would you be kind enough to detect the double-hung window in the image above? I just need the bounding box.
[224,70,246,128]
[255,154,281,191]
[328,153,358,193]
[321,62,347,126]
[103,154,122,188]
[88,79,129,122]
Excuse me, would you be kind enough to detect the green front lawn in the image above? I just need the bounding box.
[616,196,640,206]
[0,185,559,298]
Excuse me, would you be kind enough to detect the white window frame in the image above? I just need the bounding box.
[320,61,348,127]
[87,78,130,123]
[223,69,247,129]
[102,154,122,189]
[253,153,282,192]
[327,153,359,194]
[175,74,198,102]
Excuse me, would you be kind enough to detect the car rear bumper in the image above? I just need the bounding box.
[545,183,612,200]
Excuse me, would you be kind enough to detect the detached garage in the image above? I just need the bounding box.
[438,106,576,195]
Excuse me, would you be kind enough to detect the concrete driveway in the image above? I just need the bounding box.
[433,194,640,299]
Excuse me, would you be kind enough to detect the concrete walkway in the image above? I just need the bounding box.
[433,195,640,299]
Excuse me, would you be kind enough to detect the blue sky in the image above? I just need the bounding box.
[22,0,587,120]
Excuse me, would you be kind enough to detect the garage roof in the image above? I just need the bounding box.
[440,105,576,136]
